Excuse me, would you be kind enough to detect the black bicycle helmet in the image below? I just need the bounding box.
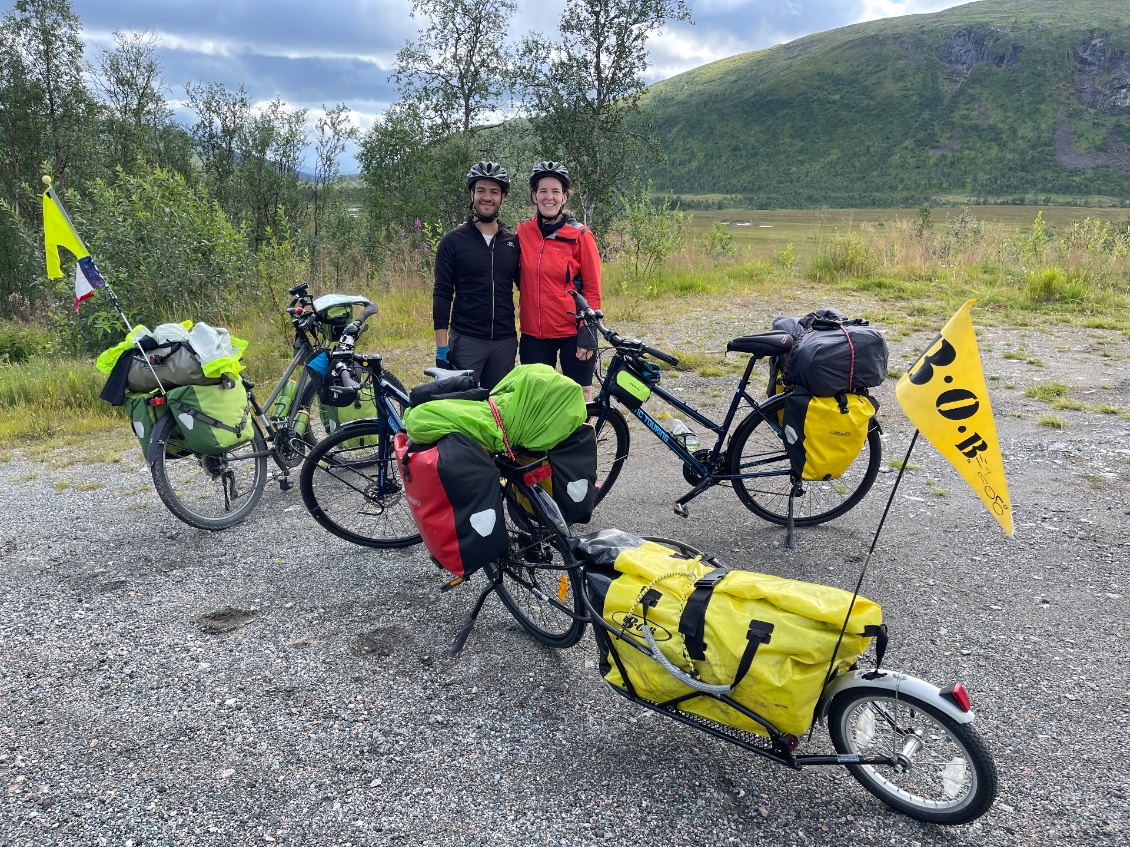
[465,161,510,193]
[529,161,571,190]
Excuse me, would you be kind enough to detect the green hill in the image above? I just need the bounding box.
[641,0,1130,207]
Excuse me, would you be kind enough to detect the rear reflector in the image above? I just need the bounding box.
[940,682,972,712]
[524,464,552,486]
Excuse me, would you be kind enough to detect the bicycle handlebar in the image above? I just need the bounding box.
[568,289,678,367]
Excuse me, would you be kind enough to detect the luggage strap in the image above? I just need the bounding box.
[638,577,775,694]
[679,567,730,660]
[168,396,250,437]
[488,396,515,460]
[678,568,776,687]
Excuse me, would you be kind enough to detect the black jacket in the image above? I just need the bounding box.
[432,218,521,340]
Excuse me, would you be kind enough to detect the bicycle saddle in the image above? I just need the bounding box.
[726,331,795,357]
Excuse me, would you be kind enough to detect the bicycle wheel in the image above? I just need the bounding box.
[299,416,421,549]
[487,487,585,648]
[827,689,998,825]
[148,412,267,530]
[586,402,629,506]
[727,395,881,526]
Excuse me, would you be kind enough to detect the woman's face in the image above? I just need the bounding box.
[532,177,567,218]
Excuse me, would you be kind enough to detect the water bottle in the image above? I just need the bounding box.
[659,411,700,451]
[271,379,298,421]
[293,407,310,436]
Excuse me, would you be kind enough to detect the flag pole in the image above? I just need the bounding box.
[822,429,921,687]
[43,175,167,394]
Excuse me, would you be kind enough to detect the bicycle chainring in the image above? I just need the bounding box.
[682,448,723,486]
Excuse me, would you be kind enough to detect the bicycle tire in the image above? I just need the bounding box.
[148,412,268,530]
[298,373,420,549]
[487,486,585,648]
[586,401,630,506]
[827,689,998,825]
[727,394,881,526]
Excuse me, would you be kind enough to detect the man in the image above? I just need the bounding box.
[432,161,521,390]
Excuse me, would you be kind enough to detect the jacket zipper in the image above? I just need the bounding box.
[489,234,496,340]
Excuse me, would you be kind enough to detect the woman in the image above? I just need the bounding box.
[515,161,603,401]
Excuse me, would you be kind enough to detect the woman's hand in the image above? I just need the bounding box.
[576,347,594,361]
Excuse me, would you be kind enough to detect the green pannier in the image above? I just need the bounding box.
[320,395,379,447]
[125,390,189,459]
[166,381,254,455]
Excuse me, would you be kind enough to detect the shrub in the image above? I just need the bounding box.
[0,321,51,363]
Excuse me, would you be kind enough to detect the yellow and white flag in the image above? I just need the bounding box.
[895,299,1013,536]
[43,188,88,277]
[43,187,106,310]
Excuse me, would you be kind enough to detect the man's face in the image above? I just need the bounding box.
[532,178,566,218]
[472,181,505,218]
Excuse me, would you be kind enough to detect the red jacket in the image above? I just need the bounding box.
[516,214,602,340]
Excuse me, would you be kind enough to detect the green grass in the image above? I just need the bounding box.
[7,201,1130,452]
[1038,415,1068,429]
[1025,383,1071,402]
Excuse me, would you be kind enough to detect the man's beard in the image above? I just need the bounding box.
[473,201,500,223]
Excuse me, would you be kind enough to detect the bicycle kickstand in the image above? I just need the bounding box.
[673,477,716,518]
[784,486,798,550]
[448,576,498,656]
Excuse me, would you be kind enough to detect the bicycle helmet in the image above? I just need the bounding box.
[529,161,571,191]
[465,161,510,193]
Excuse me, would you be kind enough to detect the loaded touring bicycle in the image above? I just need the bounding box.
[359,366,998,827]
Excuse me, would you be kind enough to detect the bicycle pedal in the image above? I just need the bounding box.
[278,477,292,491]
[673,502,689,518]
[440,576,464,593]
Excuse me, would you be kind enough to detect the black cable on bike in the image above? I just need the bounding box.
[822,430,920,688]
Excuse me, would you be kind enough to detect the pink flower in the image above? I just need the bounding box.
[414,218,422,228]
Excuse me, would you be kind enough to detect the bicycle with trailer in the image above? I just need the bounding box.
[571,290,884,546]
[436,447,998,826]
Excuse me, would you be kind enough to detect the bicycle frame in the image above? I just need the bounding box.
[591,351,790,504]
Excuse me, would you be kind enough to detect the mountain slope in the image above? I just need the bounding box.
[641,0,1130,206]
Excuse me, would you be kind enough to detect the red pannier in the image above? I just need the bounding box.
[394,431,508,578]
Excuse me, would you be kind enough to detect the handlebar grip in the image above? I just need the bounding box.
[334,363,361,390]
[287,282,310,296]
[644,345,678,366]
[569,288,591,313]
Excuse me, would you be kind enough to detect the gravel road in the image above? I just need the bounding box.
[1,319,1127,846]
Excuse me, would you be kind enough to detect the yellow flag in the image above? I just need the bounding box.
[43,189,88,278]
[895,299,1013,536]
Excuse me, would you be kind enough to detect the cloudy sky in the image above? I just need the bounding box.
[64,0,973,170]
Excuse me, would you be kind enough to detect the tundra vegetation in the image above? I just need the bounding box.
[1,0,1129,445]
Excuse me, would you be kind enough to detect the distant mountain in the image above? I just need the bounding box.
[640,0,1130,207]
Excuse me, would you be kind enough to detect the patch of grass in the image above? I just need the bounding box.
[1077,473,1106,491]
[1038,415,1067,429]
[54,479,72,490]
[887,459,922,471]
[75,481,104,491]
[1052,398,1085,411]
[1001,351,1045,366]
[1092,403,1123,415]
[1025,383,1071,402]
[119,485,149,497]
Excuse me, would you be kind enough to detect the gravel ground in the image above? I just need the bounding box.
[2,315,1128,846]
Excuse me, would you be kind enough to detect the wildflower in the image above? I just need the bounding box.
[414,218,422,228]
